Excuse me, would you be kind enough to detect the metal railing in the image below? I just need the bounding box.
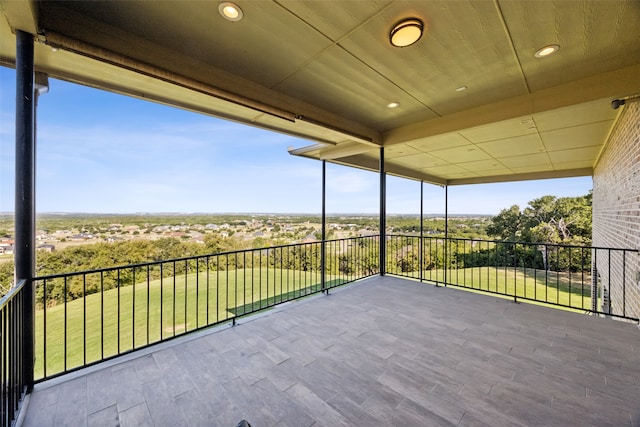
[387,235,639,321]
[1,280,28,427]
[32,236,380,381]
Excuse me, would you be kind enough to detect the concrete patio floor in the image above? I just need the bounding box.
[20,275,640,426]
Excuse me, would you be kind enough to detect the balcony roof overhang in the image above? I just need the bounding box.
[1,0,639,186]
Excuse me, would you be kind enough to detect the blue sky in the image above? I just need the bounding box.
[0,66,592,215]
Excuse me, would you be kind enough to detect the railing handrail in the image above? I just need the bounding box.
[0,278,26,309]
[386,233,639,253]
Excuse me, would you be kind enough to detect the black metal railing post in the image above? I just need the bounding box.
[419,181,424,282]
[443,185,448,286]
[321,160,327,293]
[379,147,386,276]
[15,29,36,394]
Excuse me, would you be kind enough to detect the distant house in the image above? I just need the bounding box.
[0,245,15,255]
[302,233,317,243]
[71,233,94,240]
[37,244,55,252]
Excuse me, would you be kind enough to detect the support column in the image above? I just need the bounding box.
[379,148,386,276]
[321,160,327,293]
[15,30,36,391]
[419,181,423,282]
[444,185,448,286]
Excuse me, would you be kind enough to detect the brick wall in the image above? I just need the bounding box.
[592,101,640,320]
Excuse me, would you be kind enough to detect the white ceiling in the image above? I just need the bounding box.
[1,0,639,185]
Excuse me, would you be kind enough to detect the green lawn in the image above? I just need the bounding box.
[414,266,593,309]
[35,268,348,380]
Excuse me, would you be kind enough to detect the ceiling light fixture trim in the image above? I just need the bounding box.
[390,18,424,47]
[534,44,559,58]
[219,2,243,21]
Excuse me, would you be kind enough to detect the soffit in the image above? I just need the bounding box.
[0,0,639,186]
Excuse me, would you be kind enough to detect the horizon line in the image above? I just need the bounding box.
[0,211,493,217]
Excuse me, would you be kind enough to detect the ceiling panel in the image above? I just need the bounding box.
[421,164,470,176]
[541,121,614,152]
[551,160,595,171]
[534,99,618,132]
[275,44,437,129]
[277,0,392,42]
[548,146,602,164]
[459,117,537,143]
[501,0,640,92]
[477,134,545,158]
[384,145,423,159]
[48,1,335,88]
[499,153,551,168]
[340,0,527,116]
[458,159,509,173]
[430,145,491,163]
[446,171,481,179]
[510,164,555,174]
[407,133,471,152]
[388,153,444,169]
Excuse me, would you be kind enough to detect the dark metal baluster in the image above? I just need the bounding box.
[64,276,68,372]
[83,274,87,366]
[117,269,121,354]
[132,267,136,349]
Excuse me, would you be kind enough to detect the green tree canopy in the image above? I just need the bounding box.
[487,192,592,245]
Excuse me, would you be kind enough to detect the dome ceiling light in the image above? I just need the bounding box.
[219,2,243,21]
[390,18,424,47]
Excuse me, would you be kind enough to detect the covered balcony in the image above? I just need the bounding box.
[18,274,640,426]
[1,1,640,426]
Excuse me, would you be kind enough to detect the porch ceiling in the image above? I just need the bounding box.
[1,1,639,185]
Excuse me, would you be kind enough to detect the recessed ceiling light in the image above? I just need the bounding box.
[455,86,467,92]
[219,2,243,21]
[534,44,559,58]
[390,19,424,47]
[387,102,400,109]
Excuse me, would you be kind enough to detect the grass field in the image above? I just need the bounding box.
[34,268,350,380]
[403,266,593,309]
